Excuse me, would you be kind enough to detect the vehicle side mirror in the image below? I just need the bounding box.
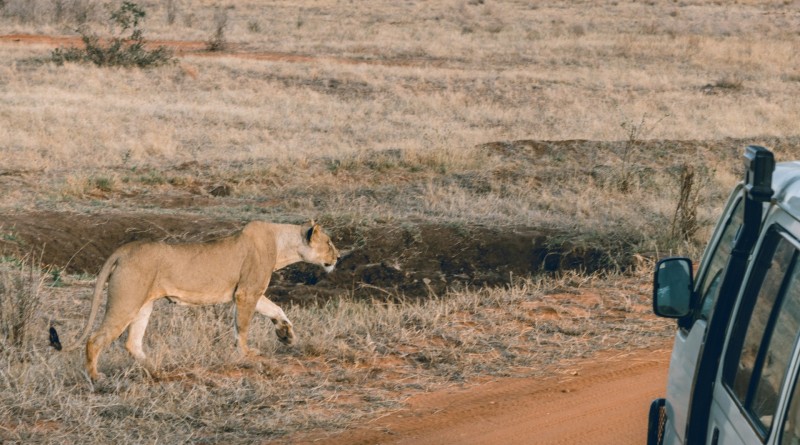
[653,257,694,318]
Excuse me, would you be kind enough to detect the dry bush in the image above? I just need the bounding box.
[671,163,703,243]
[0,261,46,360]
[205,6,229,52]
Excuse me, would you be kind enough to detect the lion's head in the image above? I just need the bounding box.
[300,221,340,273]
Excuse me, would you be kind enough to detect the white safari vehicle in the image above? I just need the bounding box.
[649,145,800,445]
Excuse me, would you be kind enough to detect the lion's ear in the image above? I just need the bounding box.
[305,225,314,244]
[305,222,321,244]
[302,219,317,244]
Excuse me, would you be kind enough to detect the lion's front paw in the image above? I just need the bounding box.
[275,322,296,345]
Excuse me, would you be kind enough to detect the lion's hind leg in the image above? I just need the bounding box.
[86,318,133,381]
[86,291,150,381]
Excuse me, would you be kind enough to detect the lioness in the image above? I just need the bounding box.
[67,220,340,381]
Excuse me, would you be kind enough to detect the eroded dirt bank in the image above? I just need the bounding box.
[0,211,635,303]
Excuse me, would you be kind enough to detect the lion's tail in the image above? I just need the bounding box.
[63,250,122,352]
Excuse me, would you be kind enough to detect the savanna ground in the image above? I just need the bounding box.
[1,0,800,443]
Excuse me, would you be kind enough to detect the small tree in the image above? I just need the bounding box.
[51,1,174,68]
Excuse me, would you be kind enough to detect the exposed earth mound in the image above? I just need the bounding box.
[0,211,634,303]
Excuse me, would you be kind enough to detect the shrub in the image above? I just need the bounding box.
[51,1,174,68]
[671,163,706,243]
[206,7,229,51]
[0,262,45,359]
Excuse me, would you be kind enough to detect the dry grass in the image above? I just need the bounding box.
[0,260,669,443]
[6,137,799,261]
[2,1,800,171]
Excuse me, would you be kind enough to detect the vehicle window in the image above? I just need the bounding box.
[778,265,800,444]
[696,198,744,321]
[783,386,800,445]
[781,303,800,445]
[723,230,799,435]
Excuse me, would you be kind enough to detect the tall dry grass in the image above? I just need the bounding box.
[0,260,670,443]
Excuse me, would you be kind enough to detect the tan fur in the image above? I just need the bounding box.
[67,220,339,381]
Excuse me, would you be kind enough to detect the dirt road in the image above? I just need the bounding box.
[292,345,670,445]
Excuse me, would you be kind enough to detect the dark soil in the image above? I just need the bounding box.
[0,211,637,303]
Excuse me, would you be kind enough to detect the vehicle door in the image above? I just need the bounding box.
[709,220,800,444]
[661,190,744,444]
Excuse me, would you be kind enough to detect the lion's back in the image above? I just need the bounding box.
[113,237,246,276]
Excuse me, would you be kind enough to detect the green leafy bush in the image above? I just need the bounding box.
[51,1,174,68]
